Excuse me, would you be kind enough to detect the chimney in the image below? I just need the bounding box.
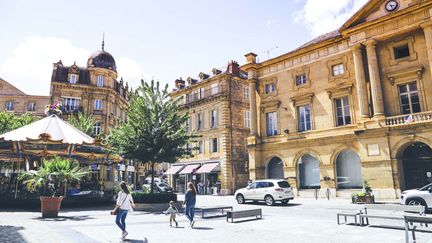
[175,78,186,89]
[244,52,257,64]
[227,60,240,75]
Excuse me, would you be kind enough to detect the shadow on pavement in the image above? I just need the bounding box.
[244,202,302,207]
[33,215,93,222]
[230,218,264,224]
[122,237,148,243]
[0,225,27,242]
[192,226,213,230]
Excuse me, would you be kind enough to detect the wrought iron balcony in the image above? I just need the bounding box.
[182,85,228,105]
[385,111,432,126]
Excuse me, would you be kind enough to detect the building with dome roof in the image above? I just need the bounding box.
[49,42,134,186]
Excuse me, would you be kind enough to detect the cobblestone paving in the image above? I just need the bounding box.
[1,196,432,243]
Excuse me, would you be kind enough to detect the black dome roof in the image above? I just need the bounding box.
[87,50,117,72]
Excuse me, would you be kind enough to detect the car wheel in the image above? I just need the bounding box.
[236,194,245,204]
[265,195,275,206]
[407,198,426,207]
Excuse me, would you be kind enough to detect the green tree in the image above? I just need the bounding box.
[0,111,36,134]
[68,112,98,137]
[106,80,196,193]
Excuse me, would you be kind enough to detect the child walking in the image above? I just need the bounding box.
[165,201,179,227]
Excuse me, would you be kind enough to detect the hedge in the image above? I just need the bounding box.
[132,192,177,203]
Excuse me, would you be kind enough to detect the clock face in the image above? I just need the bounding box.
[385,0,398,12]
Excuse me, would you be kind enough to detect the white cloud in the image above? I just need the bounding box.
[0,37,147,95]
[295,0,369,37]
[266,19,278,29]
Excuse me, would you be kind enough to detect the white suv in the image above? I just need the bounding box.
[400,183,432,209]
[235,179,294,206]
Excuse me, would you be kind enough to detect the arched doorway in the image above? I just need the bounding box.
[402,142,432,189]
[298,154,320,189]
[267,157,284,179]
[335,150,362,189]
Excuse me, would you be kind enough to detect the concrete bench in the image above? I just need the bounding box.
[404,215,432,243]
[359,204,425,226]
[337,211,361,225]
[226,209,262,223]
[195,206,233,218]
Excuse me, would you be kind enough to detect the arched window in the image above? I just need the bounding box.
[335,150,362,189]
[298,154,320,189]
[267,157,284,179]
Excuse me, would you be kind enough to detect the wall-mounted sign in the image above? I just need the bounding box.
[367,144,380,156]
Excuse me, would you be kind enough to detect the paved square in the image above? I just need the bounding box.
[1,196,432,243]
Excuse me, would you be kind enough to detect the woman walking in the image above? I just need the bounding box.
[183,182,197,228]
[114,181,135,240]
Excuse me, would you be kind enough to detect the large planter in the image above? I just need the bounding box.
[352,194,375,204]
[40,196,63,218]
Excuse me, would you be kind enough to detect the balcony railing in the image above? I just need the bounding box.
[385,111,432,126]
[183,85,227,105]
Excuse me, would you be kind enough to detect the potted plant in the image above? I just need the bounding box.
[352,180,375,204]
[20,156,87,217]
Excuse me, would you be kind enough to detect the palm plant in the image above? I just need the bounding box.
[20,156,88,197]
[68,112,98,137]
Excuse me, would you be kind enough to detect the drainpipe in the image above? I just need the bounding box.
[228,75,236,193]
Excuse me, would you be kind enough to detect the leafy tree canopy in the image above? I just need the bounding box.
[106,80,197,164]
[68,112,98,137]
[0,111,37,134]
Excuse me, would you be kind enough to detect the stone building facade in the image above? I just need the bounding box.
[243,0,432,199]
[0,78,49,117]
[49,44,129,135]
[49,43,132,187]
[168,61,250,194]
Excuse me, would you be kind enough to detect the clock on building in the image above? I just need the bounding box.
[385,0,398,12]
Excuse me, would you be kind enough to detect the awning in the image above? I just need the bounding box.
[196,162,220,173]
[178,164,201,174]
[164,165,184,175]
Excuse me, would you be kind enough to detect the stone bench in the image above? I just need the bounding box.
[359,204,425,226]
[226,209,262,223]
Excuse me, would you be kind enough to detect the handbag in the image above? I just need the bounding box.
[111,193,128,215]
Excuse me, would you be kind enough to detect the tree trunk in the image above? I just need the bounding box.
[150,162,155,194]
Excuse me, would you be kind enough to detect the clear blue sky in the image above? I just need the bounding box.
[0,0,368,95]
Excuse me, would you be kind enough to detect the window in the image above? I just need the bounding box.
[93,122,102,135]
[266,112,278,136]
[97,75,104,87]
[5,101,13,111]
[198,141,203,154]
[398,82,420,114]
[210,110,218,128]
[70,74,77,84]
[332,64,344,76]
[243,86,250,100]
[94,99,103,110]
[244,110,251,128]
[185,118,191,132]
[28,102,36,112]
[265,83,276,94]
[63,98,80,111]
[196,113,203,131]
[211,83,218,95]
[335,96,351,126]
[298,105,311,132]
[394,44,410,59]
[295,74,307,86]
[211,138,218,153]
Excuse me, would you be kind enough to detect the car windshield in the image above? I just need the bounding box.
[418,183,432,191]
[277,181,290,188]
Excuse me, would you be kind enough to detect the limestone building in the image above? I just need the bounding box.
[49,42,132,187]
[0,78,49,117]
[168,61,250,194]
[243,0,432,199]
